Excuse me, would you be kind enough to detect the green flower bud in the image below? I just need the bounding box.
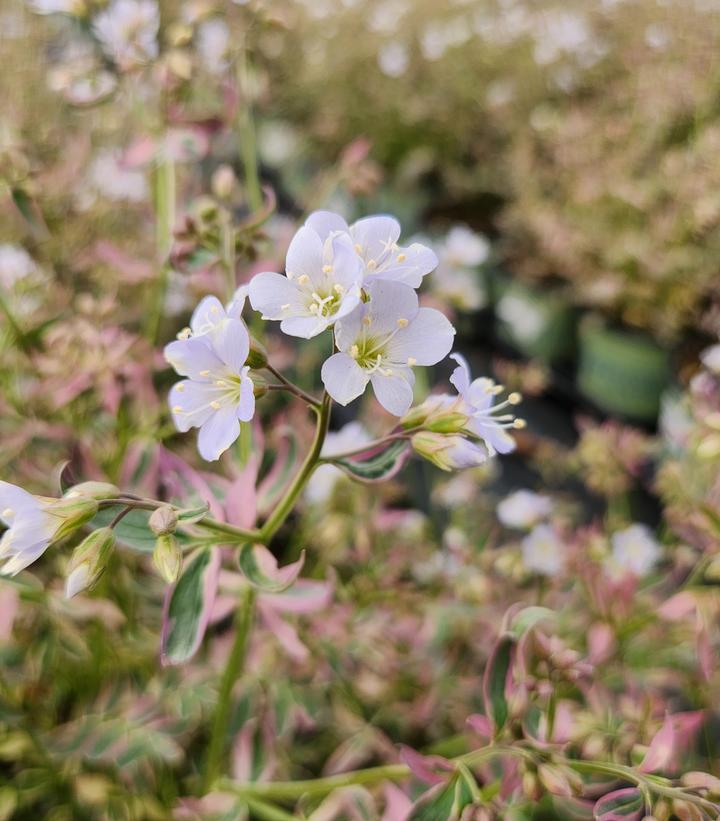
[246,337,268,370]
[153,534,182,584]
[65,527,115,598]
[148,504,178,536]
[47,497,99,542]
[64,482,119,501]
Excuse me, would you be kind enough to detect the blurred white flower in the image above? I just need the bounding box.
[28,0,80,14]
[429,225,490,311]
[701,344,720,374]
[306,422,371,504]
[196,18,230,74]
[93,0,159,69]
[609,524,661,577]
[378,42,409,78]
[89,149,148,202]
[497,489,553,529]
[496,293,545,343]
[521,523,565,577]
[533,11,590,65]
[0,245,38,289]
[443,226,490,268]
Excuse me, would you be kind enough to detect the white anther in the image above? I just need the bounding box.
[210,400,221,410]
[297,274,310,285]
[1,508,13,519]
[508,392,522,405]
[350,344,360,358]
[407,356,417,366]
[513,418,526,429]
[309,304,318,314]
[281,303,291,311]
[333,284,345,294]
[354,243,362,253]
[199,370,211,377]
[367,259,377,270]
[176,327,192,340]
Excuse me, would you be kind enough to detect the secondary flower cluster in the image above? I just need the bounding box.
[163,210,522,463]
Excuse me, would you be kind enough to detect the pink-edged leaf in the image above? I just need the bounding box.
[256,427,300,515]
[593,788,644,820]
[382,783,412,821]
[327,439,411,483]
[483,633,515,735]
[257,601,309,663]
[658,591,697,621]
[161,547,220,666]
[260,579,333,614]
[465,714,492,742]
[224,467,259,529]
[398,745,453,787]
[119,440,161,496]
[639,713,675,773]
[238,544,304,593]
[93,241,154,283]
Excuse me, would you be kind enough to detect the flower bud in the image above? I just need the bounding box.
[402,395,469,433]
[246,337,268,370]
[65,528,115,598]
[211,164,237,200]
[538,763,573,798]
[64,482,119,501]
[153,534,182,584]
[148,505,178,536]
[411,432,488,472]
[522,770,542,801]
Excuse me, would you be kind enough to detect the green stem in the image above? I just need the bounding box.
[259,392,332,541]
[203,584,257,791]
[145,152,176,344]
[0,290,29,352]
[237,42,262,213]
[265,363,322,409]
[242,797,297,821]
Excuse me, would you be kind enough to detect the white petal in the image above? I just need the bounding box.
[321,353,369,405]
[211,317,249,372]
[197,405,241,461]
[0,540,50,576]
[280,315,327,338]
[386,307,455,366]
[370,372,414,416]
[334,302,368,352]
[226,285,249,318]
[190,295,226,335]
[364,280,419,336]
[0,482,40,523]
[164,337,223,379]
[366,242,438,288]
[285,226,324,286]
[237,372,256,422]
[327,233,362,287]
[350,215,401,264]
[305,210,349,241]
[449,352,471,395]
[248,271,303,319]
[169,381,215,432]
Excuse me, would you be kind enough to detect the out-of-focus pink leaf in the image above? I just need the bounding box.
[238,544,304,593]
[466,714,492,742]
[398,745,453,787]
[93,241,154,283]
[261,579,333,614]
[256,427,300,515]
[0,585,19,641]
[593,787,644,820]
[161,547,221,666]
[587,623,616,665]
[639,713,676,773]
[658,591,697,621]
[257,601,309,663]
[382,783,412,821]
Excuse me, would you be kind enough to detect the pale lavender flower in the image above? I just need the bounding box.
[322,280,455,416]
[0,483,97,576]
[411,431,489,471]
[248,226,362,338]
[609,524,661,577]
[92,0,159,69]
[305,210,438,288]
[521,523,565,577]
[449,353,521,454]
[497,489,553,529]
[701,343,720,375]
[164,295,255,461]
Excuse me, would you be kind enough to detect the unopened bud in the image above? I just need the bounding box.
[211,164,237,200]
[537,763,572,798]
[49,497,99,541]
[166,49,193,81]
[166,21,192,47]
[148,505,178,536]
[522,771,542,801]
[651,800,671,821]
[671,799,704,821]
[195,196,218,223]
[153,534,182,584]
[253,382,268,399]
[64,482,119,501]
[246,337,268,370]
[65,528,115,598]
[411,431,488,472]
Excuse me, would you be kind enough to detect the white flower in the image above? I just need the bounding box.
[248,226,362,338]
[305,210,438,288]
[497,489,553,529]
[0,483,97,576]
[322,280,455,416]
[89,149,148,202]
[701,344,720,375]
[164,295,255,461]
[0,245,38,289]
[425,225,490,312]
[521,524,565,577]
[28,0,80,14]
[609,524,661,577]
[93,0,159,69]
[196,18,230,74]
[449,353,521,454]
[442,225,490,268]
[306,422,371,504]
[496,293,546,343]
[378,42,409,77]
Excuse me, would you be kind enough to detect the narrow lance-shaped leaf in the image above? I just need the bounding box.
[238,544,305,593]
[161,547,221,666]
[593,788,645,820]
[325,438,411,483]
[483,633,515,736]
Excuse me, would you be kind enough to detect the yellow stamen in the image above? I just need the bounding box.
[322,265,333,273]
[199,370,211,377]
[513,419,526,429]
[492,384,505,395]
[177,327,191,340]
[362,316,372,326]
[367,260,377,270]
[176,384,185,392]
[354,243,362,253]
[508,392,522,405]
[1,508,13,519]
[172,405,183,413]
[210,400,221,410]
[397,318,409,328]
[350,344,360,358]
[297,274,310,285]
[397,253,407,262]
[333,284,345,294]
[407,356,417,366]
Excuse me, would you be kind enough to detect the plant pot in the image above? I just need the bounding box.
[577,316,670,423]
[492,275,577,363]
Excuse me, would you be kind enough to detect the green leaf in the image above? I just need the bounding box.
[483,633,514,735]
[177,503,210,524]
[506,606,555,638]
[409,772,476,821]
[89,507,194,553]
[10,187,49,240]
[161,547,220,666]
[326,439,410,483]
[238,544,304,593]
